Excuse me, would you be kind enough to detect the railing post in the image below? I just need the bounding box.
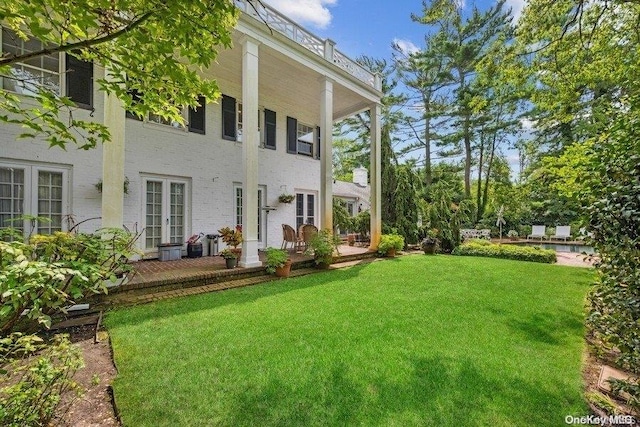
[324,39,336,62]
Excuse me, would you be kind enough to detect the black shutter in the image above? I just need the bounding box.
[287,116,297,154]
[316,126,321,159]
[264,109,276,149]
[188,96,206,134]
[125,88,143,120]
[222,95,236,140]
[65,53,93,109]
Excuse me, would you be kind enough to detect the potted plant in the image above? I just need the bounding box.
[218,225,243,257]
[347,233,356,246]
[507,230,519,241]
[377,233,404,257]
[305,229,340,268]
[220,248,238,268]
[278,193,295,204]
[421,228,439,255]
[264,247,292,277]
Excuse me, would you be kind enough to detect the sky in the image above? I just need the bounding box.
[261,0,529,174]
[263,0,527,61]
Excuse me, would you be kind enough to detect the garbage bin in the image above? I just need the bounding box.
[206,234,220,256]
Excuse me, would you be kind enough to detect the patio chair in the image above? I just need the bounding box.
[299,223,318,252]
[281,224,299,251]
[552,225,571,241]
[527,225,546,241]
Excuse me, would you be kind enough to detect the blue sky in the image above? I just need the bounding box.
[263,0,527,61]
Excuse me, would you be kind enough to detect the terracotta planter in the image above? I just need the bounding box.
[275,259,293,277]
[225,257,237,269]
[386,248,396,257]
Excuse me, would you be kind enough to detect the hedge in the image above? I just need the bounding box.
[452,240,557,264]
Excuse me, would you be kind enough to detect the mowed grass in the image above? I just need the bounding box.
[105,255,593,427]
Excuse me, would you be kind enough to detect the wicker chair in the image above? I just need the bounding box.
[299,224,318,252]
[281,224,299,251]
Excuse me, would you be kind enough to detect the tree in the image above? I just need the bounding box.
[413,0,513,198]
[0,0,238,149]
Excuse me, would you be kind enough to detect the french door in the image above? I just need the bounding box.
[233,184,266,247]
[295,192,316,230]
[0,162,69,238]
[142,175,190,252]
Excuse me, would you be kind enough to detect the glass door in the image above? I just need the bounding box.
[143,176,189,252]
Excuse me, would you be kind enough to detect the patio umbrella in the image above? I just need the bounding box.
[496,205,506,241]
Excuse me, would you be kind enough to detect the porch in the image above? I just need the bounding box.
[97,244,375,307]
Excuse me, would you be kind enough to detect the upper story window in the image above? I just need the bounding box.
[126,88,205,134]
[1,28,93,108]
[296,123,314,156]
[2,28,60,95]
[221,94,274,146]
[287,116,319,158]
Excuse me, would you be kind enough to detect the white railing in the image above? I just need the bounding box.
[234,0,377,89]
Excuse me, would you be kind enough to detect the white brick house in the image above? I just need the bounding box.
[0,0,383,267]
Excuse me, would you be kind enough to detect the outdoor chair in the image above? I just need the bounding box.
[281,224,299,251]
[527,225,546,241]
[552,225,571,241]
[299,224,318,252]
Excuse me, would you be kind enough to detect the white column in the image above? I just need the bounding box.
[101,68,126,228]
[369,103,382,250]
[319,77,334,232]
[239,37,262,268]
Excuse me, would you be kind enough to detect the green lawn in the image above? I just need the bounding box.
[106,255,593,427]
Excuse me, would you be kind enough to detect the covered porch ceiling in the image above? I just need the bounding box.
[206,30,378,122]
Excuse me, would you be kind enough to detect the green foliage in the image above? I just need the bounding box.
[0,228,139,334]
[377,234,404,255]
[0,333,84,426]
[305,230,340,266]
[452,241,557,264]
[332,198,353,234]
[426,182,474,252]
[352,210,370,237]
[585,95,640,404]
[219,248,237,260]
[264,248,289,274]
[0,0,238,149]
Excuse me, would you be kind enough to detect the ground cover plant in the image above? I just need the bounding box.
[106,256,591,426]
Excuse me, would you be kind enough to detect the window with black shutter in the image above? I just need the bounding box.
[188,96,206,134]
[316,126,321,159]
[287,116,297,154]
[264,109,276,149]
[65,53,93,109]
[125,88,143,120]
[222,95,236,140]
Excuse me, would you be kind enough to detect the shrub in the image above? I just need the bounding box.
[377,234,404,255]
[1,228,139,334]
[452,241,556,264]
[264,247,289,274]
[305,230,341,266]
[0,333,84,427]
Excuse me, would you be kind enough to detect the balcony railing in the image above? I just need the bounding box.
[234,0,379,90]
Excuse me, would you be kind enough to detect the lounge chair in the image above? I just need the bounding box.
[552,225,571,241]
[527,225,546,241]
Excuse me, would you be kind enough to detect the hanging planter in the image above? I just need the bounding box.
[95,176,130,195]
[278,193,295,204]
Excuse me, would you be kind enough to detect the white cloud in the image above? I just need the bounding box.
[263,0,337,29]
[505,0,527,22]
[393,38,420,56]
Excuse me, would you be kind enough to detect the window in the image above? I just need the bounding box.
[2,28,93,107]
[286,116,320,158]
[188,96,206,134]
[0,161,69,238]
[221,94,270,143]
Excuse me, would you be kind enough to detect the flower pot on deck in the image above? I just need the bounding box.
[275,259,293,277]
